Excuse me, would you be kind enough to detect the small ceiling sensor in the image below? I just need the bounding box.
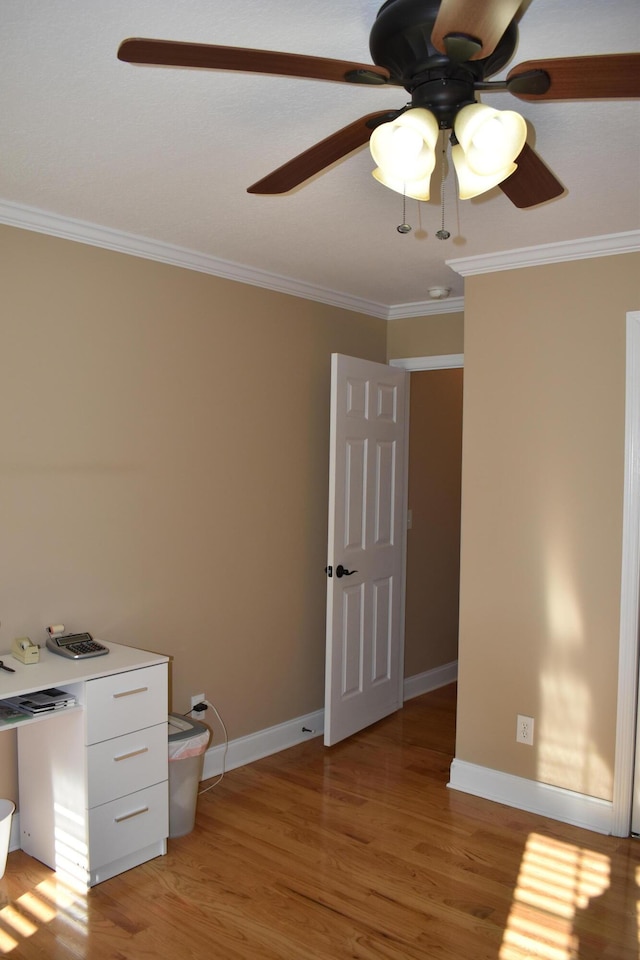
[428,286,451,300]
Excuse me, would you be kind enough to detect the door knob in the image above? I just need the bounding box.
[336,564,357,578]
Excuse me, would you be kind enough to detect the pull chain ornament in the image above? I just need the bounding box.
[397,189,412,234]
[436,134,450,241]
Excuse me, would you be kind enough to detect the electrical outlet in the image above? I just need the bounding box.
[191,693,205,710]
[516,714,535,745]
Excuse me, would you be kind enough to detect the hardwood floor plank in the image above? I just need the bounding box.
[1,683,638,959]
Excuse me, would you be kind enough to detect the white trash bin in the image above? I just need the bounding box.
[0,800,15,879]
[167,714,210,838]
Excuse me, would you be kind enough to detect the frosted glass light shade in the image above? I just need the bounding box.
[371,166,432,201]
[454,103,526,176]
[370,108,439,183]
[451,143,517,199]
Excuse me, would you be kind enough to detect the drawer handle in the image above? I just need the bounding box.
[114,806,149,824]
[114,747,149,762]
[113,686,149,699]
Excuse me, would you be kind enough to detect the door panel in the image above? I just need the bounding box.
[342,582,364,697]
[345,438,366,549]
[375,441,395,545]
[372,576,392,684]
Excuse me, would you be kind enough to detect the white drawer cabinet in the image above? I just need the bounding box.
[15,644,169,887]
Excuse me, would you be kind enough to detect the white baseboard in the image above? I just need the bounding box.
[448,759,613,835]
[202,708,325,781]
[201,663,459,781]
[403,661,458,701]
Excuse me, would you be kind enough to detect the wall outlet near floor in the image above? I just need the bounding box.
[516,714,535,745]
[191,693,206,711]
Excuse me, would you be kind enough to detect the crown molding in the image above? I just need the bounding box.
[386,297,465,319]
[447,230,640,277]
[1,198,457,320]
[0,199,394,319]
[4,199,637,319]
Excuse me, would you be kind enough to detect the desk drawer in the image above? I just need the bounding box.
[89,782,168,869]
[87,723,167,807]
[85,664,167,744]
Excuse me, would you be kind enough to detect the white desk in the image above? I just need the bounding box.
[0,641,169,886]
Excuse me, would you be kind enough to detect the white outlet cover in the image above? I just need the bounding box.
[516,714,535,745]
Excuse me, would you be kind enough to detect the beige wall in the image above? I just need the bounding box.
[387,310,463,360]
[4,222,635,814]
[456,252,639,802]
[404,369,463,677]
[0,225,388,803]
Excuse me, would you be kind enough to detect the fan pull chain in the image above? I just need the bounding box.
[436,133,451,241]
[397,189,411,234]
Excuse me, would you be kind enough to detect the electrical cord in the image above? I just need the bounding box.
[185,699,229,794]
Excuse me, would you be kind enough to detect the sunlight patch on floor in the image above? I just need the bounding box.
[500,832,611,960]
[0,875,86,954]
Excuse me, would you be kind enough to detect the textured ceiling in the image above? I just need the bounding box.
[1,0,639,314]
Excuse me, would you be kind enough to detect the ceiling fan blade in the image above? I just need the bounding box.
[507,53,640,100]
[431,0,522,61]
[499,144,564,208]
[247,112,398,194]
[118,38,390,85]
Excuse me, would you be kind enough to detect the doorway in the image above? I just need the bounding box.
[390,354,464,696]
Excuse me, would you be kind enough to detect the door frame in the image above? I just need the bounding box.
[612,311,640,835]
[389,354,464,373]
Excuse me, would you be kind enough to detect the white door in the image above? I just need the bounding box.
[324,354,408,746]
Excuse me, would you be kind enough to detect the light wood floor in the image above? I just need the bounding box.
[1,684,638,959]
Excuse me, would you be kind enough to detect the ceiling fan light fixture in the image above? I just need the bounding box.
[370,108,439,183]
[372,167,432,201]
[452,143,517,199]
[454,103,527,176]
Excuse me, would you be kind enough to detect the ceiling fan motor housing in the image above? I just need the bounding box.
[370,0,518,126]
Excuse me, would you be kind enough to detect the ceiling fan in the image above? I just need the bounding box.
[118,0,639,208]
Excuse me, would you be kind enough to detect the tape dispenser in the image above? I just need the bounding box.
[12,636,40,664]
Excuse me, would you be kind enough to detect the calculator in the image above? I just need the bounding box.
[46,632,109,660]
